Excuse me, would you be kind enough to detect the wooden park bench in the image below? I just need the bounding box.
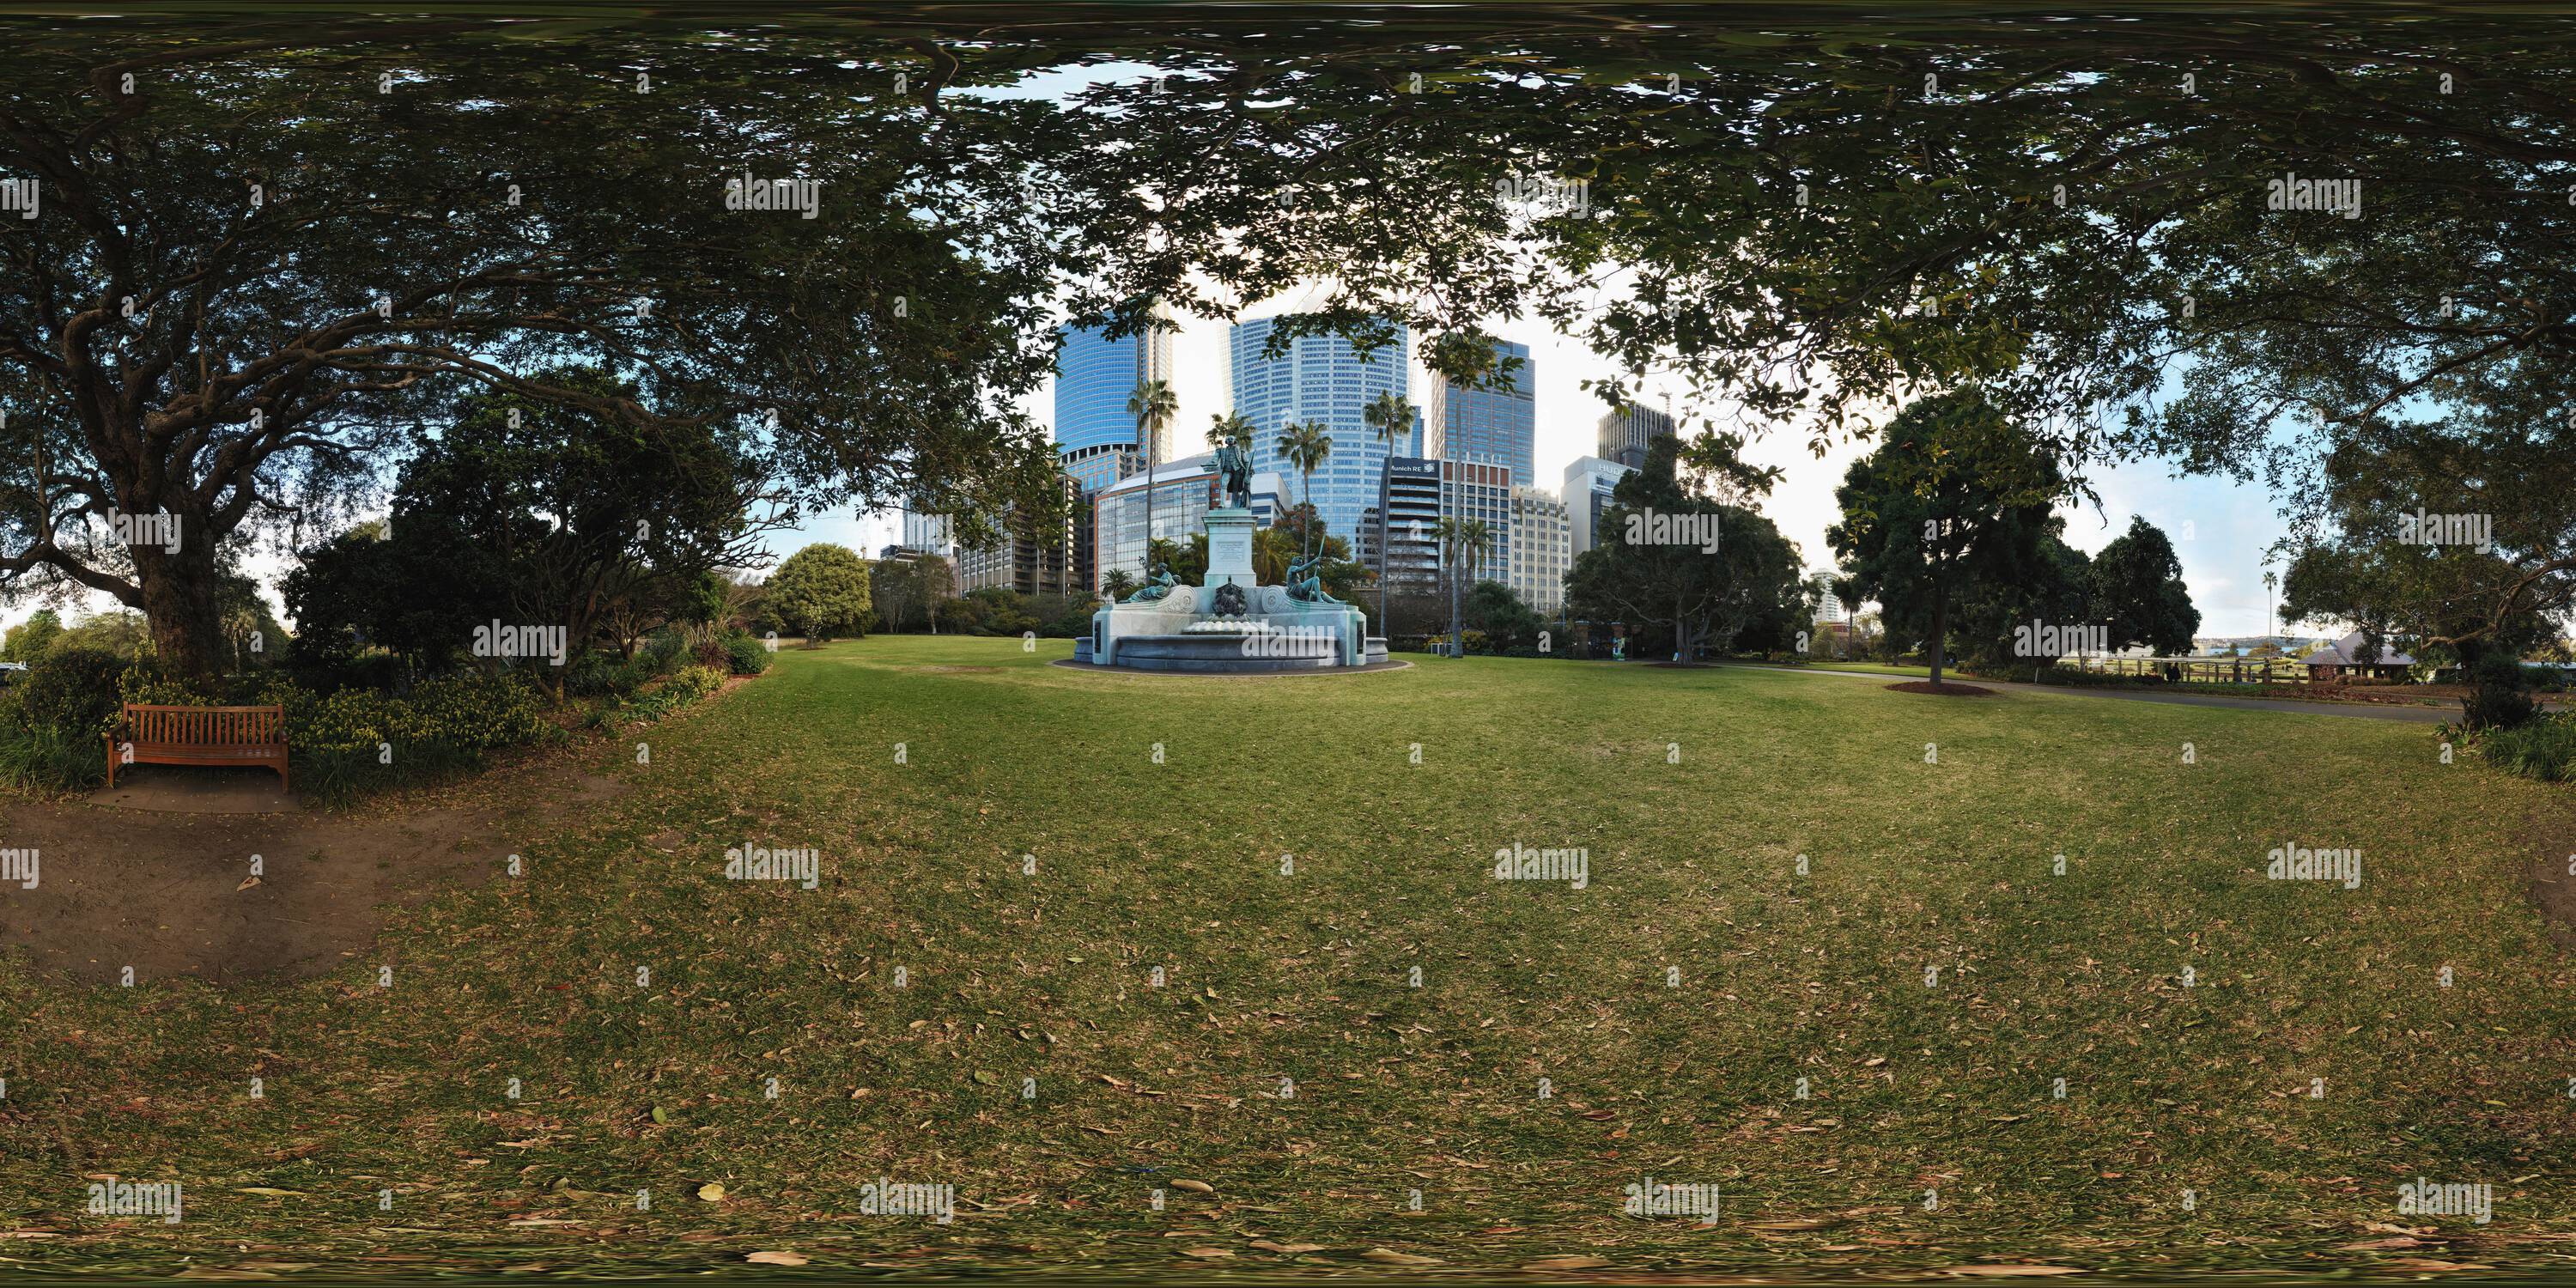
[105,703,290,791]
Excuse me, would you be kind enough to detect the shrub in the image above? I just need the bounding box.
[2464,652,2539,730]
[253,669,556,800]
[0,722,107,793]
[2478,714,2576,783]
[641,627,689,677]
[7,646,133,739]
[567,649,652,698]
[721,632,771,676]
[603,665,726,727]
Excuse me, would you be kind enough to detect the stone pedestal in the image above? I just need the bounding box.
[1204,507,1257,588]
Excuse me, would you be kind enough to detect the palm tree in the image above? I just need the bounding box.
[1363,392,1413,636]
[1444,516,1494,656]
[1276,420,1334,558]
[1127,379,1177,578]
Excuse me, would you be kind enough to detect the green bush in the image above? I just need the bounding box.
[641,627,689,676]
[253,669,557,800]
[567,649,652,698]
[0,722,107,793]
[721,632,772,676]
[7,646,132,739]
[598,665,726,728]
[2464,651,2539,730]
[2478,714,2576,783]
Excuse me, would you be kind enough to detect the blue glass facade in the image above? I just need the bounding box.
[1426,338,1535,489]
[1230,316,1412,551]
[1054,321,1174,464]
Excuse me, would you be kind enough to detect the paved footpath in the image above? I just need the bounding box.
[1728,664,2462,723]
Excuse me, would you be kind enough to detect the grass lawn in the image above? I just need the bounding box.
[1759,659,1933,678]
[7,635,2575,1276]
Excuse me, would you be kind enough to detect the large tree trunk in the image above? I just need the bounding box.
[134,536,225,677]
[1928,558,1948,687]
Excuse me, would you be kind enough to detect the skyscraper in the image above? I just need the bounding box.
[1563,455,1637,558]
[1054,317,1176,495]
[1597,404,1675,470]
[1422,338,1536,488]
[1230,315,1411,550]
[1508,486,1571,616]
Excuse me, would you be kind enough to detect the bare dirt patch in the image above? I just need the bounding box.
[0,745,630,987]
[1887,680,1996,696]
[2526,806,2576,952]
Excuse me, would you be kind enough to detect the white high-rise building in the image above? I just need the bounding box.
[1508,486,1571,616]
[900,507,955,556]
[1562,455,1636,558]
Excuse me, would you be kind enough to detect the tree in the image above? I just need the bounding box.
[388,368,787,683]
[1275,421,1334,558]
[3,608,63,662]
[283,516,507,677]
[1129,379,1178,566]
[2089,517,2200,656]
[1828,391,2067,687]
[1953,523,2092,676]
[1100,567,1139,602]
[1564,432,1799,665]
[0,27,1089,674]
[767,544,873,645]
[2276,415,2576,727]
[1363,392,1414,633]
[1435,516,1495,658]
[1464,580,1544,653]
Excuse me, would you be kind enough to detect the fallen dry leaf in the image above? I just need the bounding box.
[1170,1179,1215,1194]
[696,1182,726,1201]
[1180,1247,1234,1260]
[1525,1255,1613,1270]
[744,1251,808,1267]
[1249,1240,1328,1254]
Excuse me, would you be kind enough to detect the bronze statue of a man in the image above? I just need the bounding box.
[1212,439,1253,511]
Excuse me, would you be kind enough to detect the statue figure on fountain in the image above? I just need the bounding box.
[1127,562,1182,603]
[1284,552,1341,604]
[1212,438,1254,511]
